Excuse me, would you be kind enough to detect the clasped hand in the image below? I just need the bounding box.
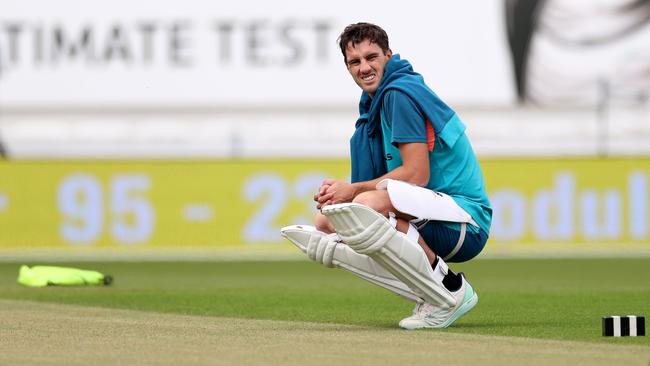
[314,179,357,209]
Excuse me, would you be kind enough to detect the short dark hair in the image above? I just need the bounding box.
[338,22,390,63]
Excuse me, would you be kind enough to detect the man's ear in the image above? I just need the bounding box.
[386,48,393,58]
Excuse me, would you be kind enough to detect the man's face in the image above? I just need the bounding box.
[344,40,392,97]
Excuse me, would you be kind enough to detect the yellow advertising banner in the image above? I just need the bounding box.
[1,159,649,255]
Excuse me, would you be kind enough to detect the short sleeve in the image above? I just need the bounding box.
[381,89,427,146]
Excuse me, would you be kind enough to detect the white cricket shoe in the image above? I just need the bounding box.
[399,273,478,329]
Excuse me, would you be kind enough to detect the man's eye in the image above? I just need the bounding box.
[348,60,360,66]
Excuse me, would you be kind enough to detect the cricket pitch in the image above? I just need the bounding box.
[1,299,648,366]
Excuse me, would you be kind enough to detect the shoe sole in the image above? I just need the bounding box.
[434,290,478,329]
[398,291,478,330]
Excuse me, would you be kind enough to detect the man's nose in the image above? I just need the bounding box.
[359,59,371,72]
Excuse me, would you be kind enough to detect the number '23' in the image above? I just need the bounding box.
[242,173,327,243]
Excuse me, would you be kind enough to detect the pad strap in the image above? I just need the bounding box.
[406,223,420,244]
[389,212,420,244]
[388,212,397,227]
[443,223,466,261]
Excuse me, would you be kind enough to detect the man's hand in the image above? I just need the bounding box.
[314,179,358,209]
[313,182,329,203]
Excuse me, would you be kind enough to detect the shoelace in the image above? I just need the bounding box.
[413,302,451,322]
[409,303,433,318]
[411,303,422,316]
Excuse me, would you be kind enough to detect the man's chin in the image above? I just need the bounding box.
[362,86,378,95]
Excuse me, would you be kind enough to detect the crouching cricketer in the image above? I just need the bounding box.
[282,22,492,329]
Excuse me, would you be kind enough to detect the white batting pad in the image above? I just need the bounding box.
[376,179,477,226]
[321,203,456,307]
[280,225,422,302]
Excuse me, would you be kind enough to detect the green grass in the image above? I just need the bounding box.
[0,258,648,344]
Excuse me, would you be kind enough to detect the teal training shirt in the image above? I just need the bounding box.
[380,89,492,234]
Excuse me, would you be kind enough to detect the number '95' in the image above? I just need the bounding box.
[58,174,154,244]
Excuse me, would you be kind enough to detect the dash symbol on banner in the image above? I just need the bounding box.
[181,203,215,223]
[0,193,8,213]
